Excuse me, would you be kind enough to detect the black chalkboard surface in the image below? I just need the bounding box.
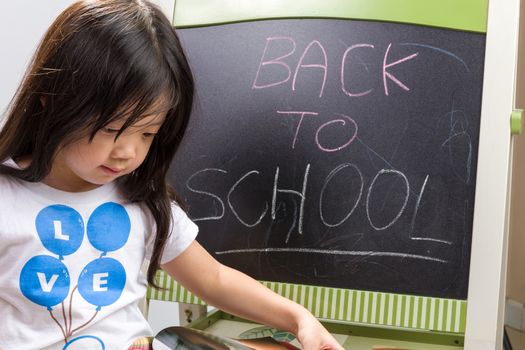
[168,19,486,299]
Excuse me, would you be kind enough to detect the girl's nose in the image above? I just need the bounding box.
[112,139,137,160]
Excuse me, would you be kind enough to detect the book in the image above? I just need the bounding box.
[153,326,300,350]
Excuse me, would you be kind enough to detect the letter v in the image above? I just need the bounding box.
[37,272,58,292]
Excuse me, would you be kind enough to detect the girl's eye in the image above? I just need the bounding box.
[102,127,119,134]
[142,132,157,138]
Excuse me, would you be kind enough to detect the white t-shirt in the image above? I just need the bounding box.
[0,160,198,349]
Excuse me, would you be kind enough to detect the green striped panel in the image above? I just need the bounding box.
[147,270,206,305]
[262,282,468,333]
[173,0,488,33]
[147,271,466,333]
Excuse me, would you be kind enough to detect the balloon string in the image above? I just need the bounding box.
[67,286,78,337]
[49,309,67,344]
[70,309,98,335]
[61,301,68,337]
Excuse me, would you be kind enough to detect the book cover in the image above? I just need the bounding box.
[153,326,299,350]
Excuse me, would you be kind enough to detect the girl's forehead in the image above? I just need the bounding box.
[134,112,166,127]
[112,110,166,128]
[114,96,171,127]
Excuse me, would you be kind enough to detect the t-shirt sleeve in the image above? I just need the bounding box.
[160,204,199,264]
[144,203,199,265]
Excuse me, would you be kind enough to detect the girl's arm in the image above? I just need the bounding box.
[161,241,344,350]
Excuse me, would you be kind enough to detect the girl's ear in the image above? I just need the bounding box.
[40,95,46,107]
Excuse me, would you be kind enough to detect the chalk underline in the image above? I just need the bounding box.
[215,248,447,263]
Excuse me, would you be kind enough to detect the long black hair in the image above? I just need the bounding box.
[0,0,194,288]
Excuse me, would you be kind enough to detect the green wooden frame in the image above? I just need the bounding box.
[173,0,488,33]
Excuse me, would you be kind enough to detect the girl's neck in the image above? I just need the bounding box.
[14,156,31,169]
[44,172,102,192]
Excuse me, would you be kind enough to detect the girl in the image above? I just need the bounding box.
[0,1,344,349]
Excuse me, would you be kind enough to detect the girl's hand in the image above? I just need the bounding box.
[295,314,345,350]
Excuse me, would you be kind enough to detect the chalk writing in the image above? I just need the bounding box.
[253,38,419,98]
[276,111,318,149]
[315,113,358,152]
[409,175,453,245]
[341,44,375,97]
[366,169,409,231]
[252,37,296,89]
[228,170,269,227]
[319,163,363,228]
[186,168,227,221]
[382,43,419,96]
[277,110,358,152]
[292,40,328,98]
[215,248,447,264]
[186,163,449,250]
[400,43,470,72]
[272,164,310,234]
[442,107,473,184]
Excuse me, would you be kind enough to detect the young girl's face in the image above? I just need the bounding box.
[44,109,166,192]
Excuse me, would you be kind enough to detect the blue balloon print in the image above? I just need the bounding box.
[78,258,126,309]
[35,205,84,259]
[19,255,70,309]
[62,335,105,350]
[87,202,130,254]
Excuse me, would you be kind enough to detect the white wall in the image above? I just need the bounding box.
[0,0,174,119]
[0,1,74,118]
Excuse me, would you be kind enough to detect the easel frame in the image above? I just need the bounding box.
[464,0,520,348]
[147,0,522,348]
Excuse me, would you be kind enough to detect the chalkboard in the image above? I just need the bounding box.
[168,19,486,299]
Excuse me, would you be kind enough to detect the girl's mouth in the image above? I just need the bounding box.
[101,165,123,175]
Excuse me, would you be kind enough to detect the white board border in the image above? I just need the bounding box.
[465,0,521,348]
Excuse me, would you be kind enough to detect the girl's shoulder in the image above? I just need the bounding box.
[0,167,25,193]
[0,158,24,188]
